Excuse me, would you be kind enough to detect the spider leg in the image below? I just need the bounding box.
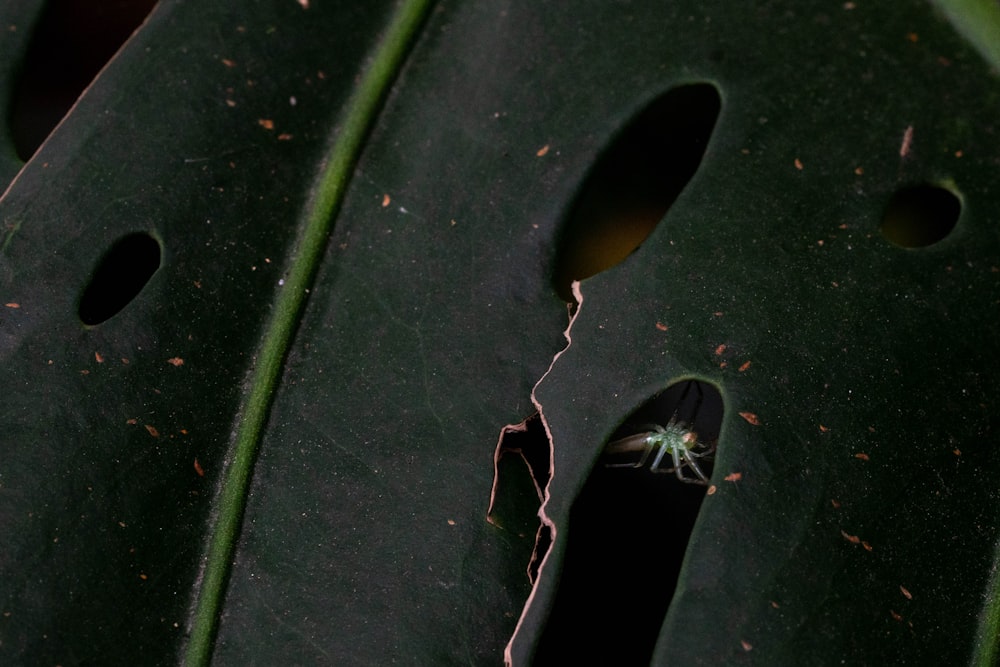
[604,433,654,468]
[671,445,688,483]
[678,449,710,485]
[652,438,679,473]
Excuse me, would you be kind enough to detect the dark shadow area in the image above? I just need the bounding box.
[532,380,723,665]
[8,0,158,161]
[880,183,961,248]
[78,232,161,325]
[551,84,721,301]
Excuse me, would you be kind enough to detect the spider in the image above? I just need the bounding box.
[602,419,716,485]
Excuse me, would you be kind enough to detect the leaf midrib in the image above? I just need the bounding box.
[183,1,436,663]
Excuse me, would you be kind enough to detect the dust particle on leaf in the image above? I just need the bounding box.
[739,411,761,425]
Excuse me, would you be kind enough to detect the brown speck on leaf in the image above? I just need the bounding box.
[855,452,870,461]
[739,411,761,426]
[167,357,184,367]
[95,352,104,363]
[221,58,236,67]
[738,360,752,372]
[447,519,456,526]
[906,32,919,43]
[725,472,742,482]
[843,2,856,9]
[719,361,728,369]
[954,150,963,158]
[794,158,803,170]
[890,610,903,621]
[80,370,90,375]
[862,541,873,551]
[277,133,293,141]
[900,585,912,599]
[819,424,830,432]
[707,485,717,495]
[139,573,148,581]
[841,530,861,544]
[193,458,205,477]
[225,99,236,107]
[831,499,841,508]
[382,194,391,207]
[536,144,550,157]
[126,418,138,425]
[741,640,753,652]
[655,322,668,331]
[5,302,19,308]
[258,119,275,130]
[715,344,726,355]
[900,125,914,157]
[771,600,780,608]
[145,425,160,438]
[953,448,962,456]
[297,0,309,8]
[713,311,724,317]
[180,428,189,435]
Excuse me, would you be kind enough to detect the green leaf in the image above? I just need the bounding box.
[2,1,1000,665]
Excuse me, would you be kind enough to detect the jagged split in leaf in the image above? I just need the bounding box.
[488,412,552,583]
[503,281,584,666]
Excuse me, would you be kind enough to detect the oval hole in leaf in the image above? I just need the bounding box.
[8,0,159,161]
[533,379,723,665]
[79,232,161,325]
[551,84,721,301]
[880,183,961,248]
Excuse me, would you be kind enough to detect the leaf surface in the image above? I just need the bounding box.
[1,1,999,665]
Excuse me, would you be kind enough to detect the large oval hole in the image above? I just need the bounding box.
[8,0,159,161]
[79,232,161,325]
[552,84,721,301]
[880,183,961,248]
[532,379,723,665]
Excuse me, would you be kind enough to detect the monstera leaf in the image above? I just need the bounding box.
[1,1,999,665]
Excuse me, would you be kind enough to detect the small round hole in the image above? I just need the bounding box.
[78,232,161,325]
[880,183,960,248]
